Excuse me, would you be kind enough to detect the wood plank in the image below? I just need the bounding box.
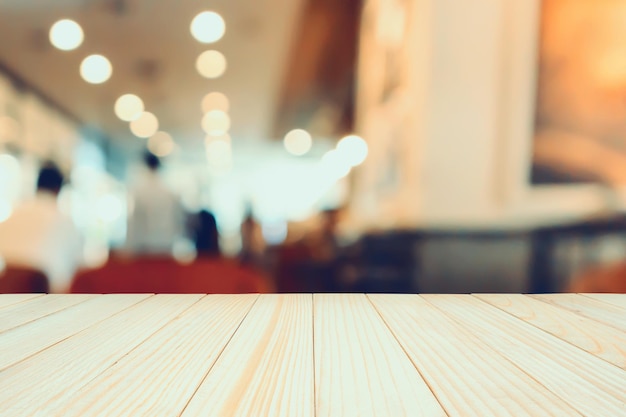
[533,293,626,332]
[581,294,626,311]
[42,295,257,417]
[0,294,204,416]
[181,294,315,417]
[476,294,626,370]
[0,293,43,310]
[423,294,626,416]
[369,294,582,417]
[0,294,95,333]
[0,293,150,371]
[313,294,446,417]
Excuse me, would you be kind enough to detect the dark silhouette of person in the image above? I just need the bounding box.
[193,210,221,257]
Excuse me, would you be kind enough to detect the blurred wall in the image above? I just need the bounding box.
[353,0,616,230]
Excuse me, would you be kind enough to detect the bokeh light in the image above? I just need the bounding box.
[202,92,230,113]
[148,131,175,157]
[130,111,159,138]
[202,110,230,136]
[49,19,84,51]
[190,11,226,44]
[80,54,112,84]
[336,134,369,166]
[114,94,144,121]
[196,50,227,79]
[283,129,312,156]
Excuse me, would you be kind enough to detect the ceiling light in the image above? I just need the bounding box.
[80,54,112,84]
[202,110,230,136]
[336,135,369,166]
[114,94,144,121]
[201,92,229,113]
[130,111,159,138]
[196,50,227,79]
[190,11,226,44]
[283,129,312,156]
[49,19,84,51]
[148,131,175,157]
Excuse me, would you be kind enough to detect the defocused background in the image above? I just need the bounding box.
[0,0,625,294]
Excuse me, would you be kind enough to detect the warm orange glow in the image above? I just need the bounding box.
[114,94,144,122]
[130,112,159,138]
[283,129,312,156]
[196,50,227,79]
[202,92,230,113]
[202,110,230,136]
[148,131,175,157]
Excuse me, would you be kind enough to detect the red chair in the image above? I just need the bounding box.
[70,256,273,294]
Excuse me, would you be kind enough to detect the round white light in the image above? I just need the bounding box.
[336,135,368,166]
[49,19,84,51]
[148,131,175,157]
[80,54,112,84]
[196,50,227,79]
[130,111,159,138]
[190,11,226,44]
[114,94,144,121]
[202,110,230,136]
[202,92,230,113]
[283,129,312,156]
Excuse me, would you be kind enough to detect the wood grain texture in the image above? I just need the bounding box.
[533,293,626,332]
[0,294,203,416]
[0,293,150,371]
[314,294,446,417]
[0,293,43,310]
[581,293,626,311]
[0,294,95,333]
[423,295,626,416]
[48,295,258,417]
[181,294,315,417]
[477,294,626,370]
[369,294,582,417]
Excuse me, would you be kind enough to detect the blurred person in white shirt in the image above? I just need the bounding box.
[0,162,83,292]
[125,151,185,255]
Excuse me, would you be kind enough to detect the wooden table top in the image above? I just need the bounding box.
[0,293,624,416]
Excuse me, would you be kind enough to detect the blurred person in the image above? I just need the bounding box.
[310,208,342,262]
[193,209,221,257]
[239,207,265,267]
[125,151,185,255]
[0,162,82,292]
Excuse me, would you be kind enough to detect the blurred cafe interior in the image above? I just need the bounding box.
[1,0,626,294]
